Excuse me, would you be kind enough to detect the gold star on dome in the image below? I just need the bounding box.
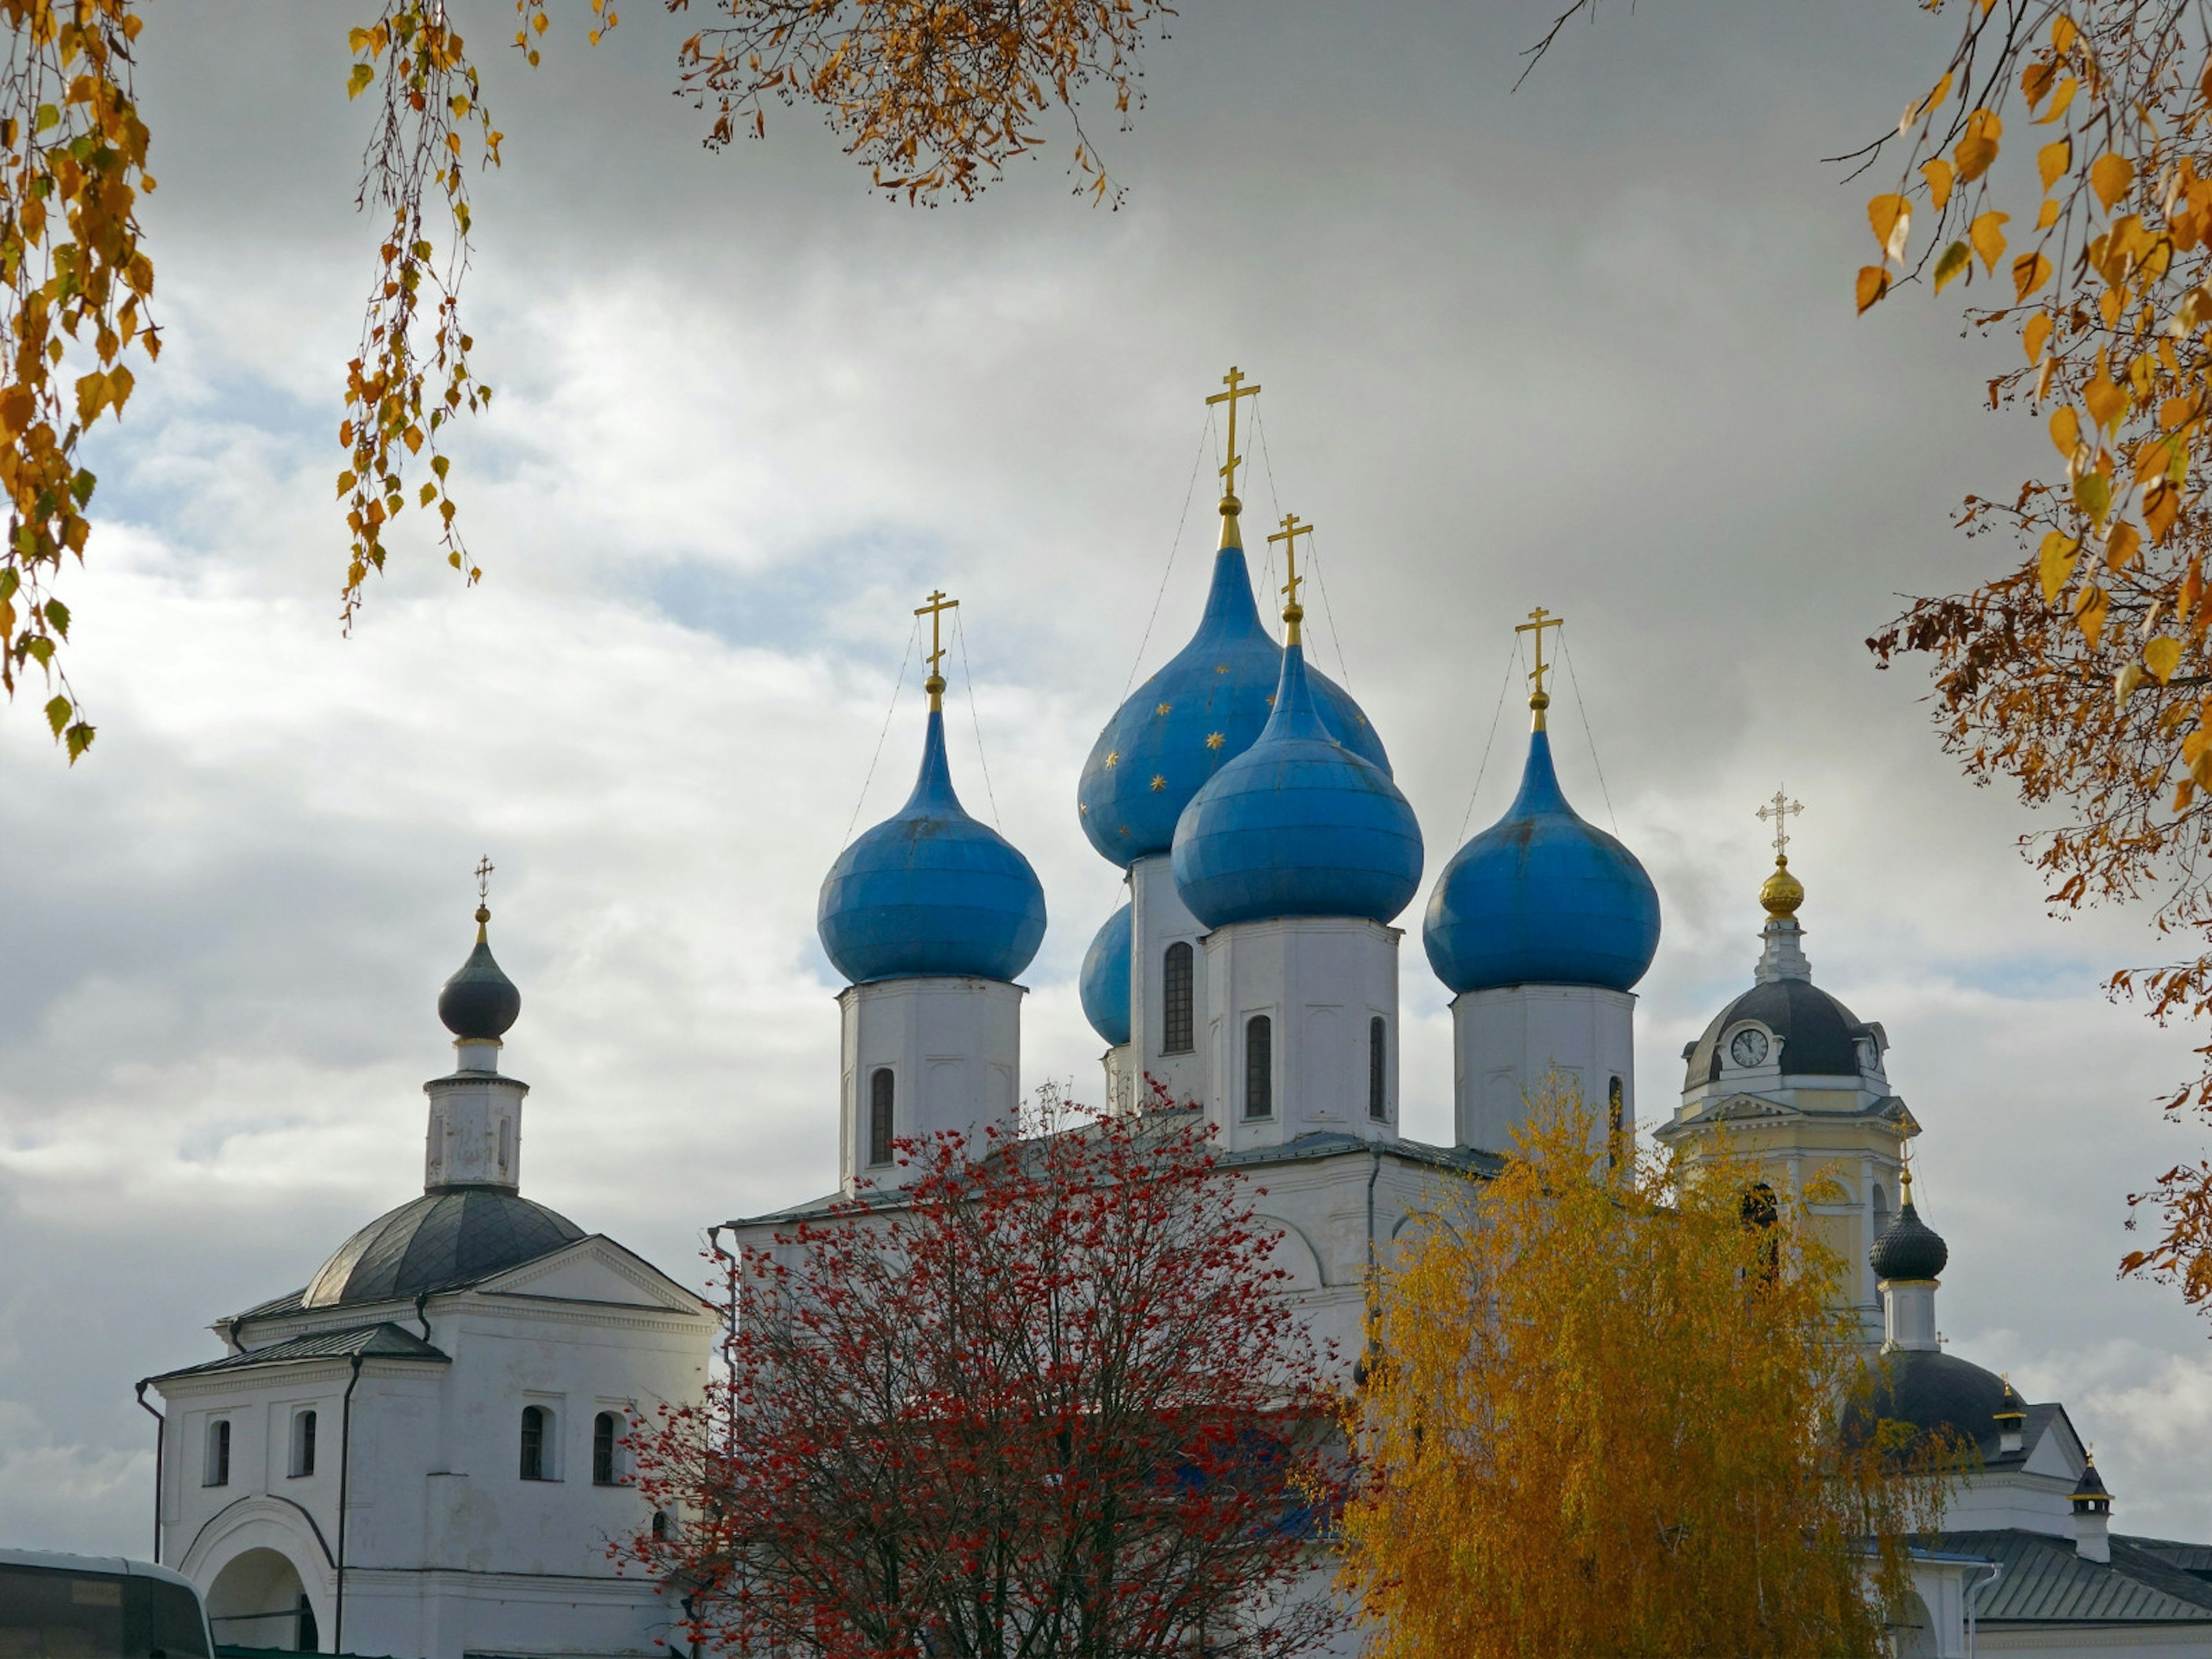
[1079,803,1089,815]
[1266,694,1277,706]
[1157,702,1173,716]
[1206,731,1225,749]
[1150,774,1167,791]
[1215,664,1229,674]
[1105,750,1119,768]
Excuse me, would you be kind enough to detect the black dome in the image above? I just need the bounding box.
[1684,977,1875,1087]
[301,1189,584,1308]
[1844,1348,2009,1458]
[1870,1199,1949,1282]
[440,911,521,1039]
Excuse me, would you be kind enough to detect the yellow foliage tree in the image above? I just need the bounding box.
[1337,1081,1952,1659]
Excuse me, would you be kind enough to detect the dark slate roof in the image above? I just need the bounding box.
[301,1188,585,1309]
[1683,976,1876,1087]
[150,1322,448,1382]
[1869,1199,1949,1282]
[1932,1530,2212,1624]
[2127,1537,2212,1582]
[1846,1348,2014,1459]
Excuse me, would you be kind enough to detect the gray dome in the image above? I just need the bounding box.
[1843,1348,2010,1459]
[1870,1199,1949,1282]
[1684,977,1875,1088]
[439,910,521,1040]
[302,1189,584,1309]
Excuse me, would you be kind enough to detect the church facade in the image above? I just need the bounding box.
[138,373,2212,1657]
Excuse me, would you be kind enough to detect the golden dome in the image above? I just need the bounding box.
[1760,855,1804,918]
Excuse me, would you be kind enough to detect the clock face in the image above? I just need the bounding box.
[1729,1028,1770,1069]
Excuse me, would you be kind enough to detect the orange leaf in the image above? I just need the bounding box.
[1956,109,2003,182]
[1971,209,2010,272]
[2093,152,2136,211]
[1868,194,1911,261]
[2107,520,2143,571]
[2036,78,2078,123]
[2149,480,2182,541]
[2013,249,2052,298]
[1921,158,1955,210]
[2053,13,2078,53]
[2024,312,2053,364]
[1855,265,1889,314]
[2078,583,2112,646]
[2085,371,2128,431]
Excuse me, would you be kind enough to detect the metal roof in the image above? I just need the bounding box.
[149,1322,448,1384]
[1933,1530,2212,1624]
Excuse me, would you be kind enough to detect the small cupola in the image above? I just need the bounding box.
[2072,1455,2115,1562]
[1993,1376,2027,1456]
[1870,1168,1948,1353]
[423,868,532,1195]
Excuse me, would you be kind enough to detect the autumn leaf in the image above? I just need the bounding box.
[1856,265,1890,313]
[2014,250,2053,298]
[2107,520,2143,570]
[2147,479,2181,541]
[2085,369,2128,431]
[1971,209,2010,272]
[2149,635,2184,683]
[1921,157,1955,209]
[1868,194,1910,260]
[1956,108,2002,181]
[2119,661,2149,704]
[2078,582,2112,645]
[2051,406,2084,457]
[2039,137,2072,190]
[2040,531,2082,601]
[2093,151,2137,211]
[2078,470,2113,526]
[2035,77,2078,123]
[2025,312,2054,364]
[1935,240,1971,293]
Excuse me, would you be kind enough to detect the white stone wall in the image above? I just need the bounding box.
[1449,982,1635,1155]
[838,976,1024,1190]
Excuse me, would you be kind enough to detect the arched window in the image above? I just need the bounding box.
[868,1068,895,1167]
[650,1509,669,1540]
[1162,942,1195,1054]
[593,1412,619,1486]
[1368,1017,1387,1120]
[520,1404,551,1481]
[1740,1182,1781,1284]
[203,1418,230,1487]
[289,1408,317,1478]
[1244,1016,1272,1119]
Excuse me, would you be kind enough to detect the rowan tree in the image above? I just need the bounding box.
[0,0,1166,756]
[1337,1081,1952,1659]
[622,1098,1348,1659]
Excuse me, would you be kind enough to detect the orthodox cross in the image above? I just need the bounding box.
[1267,512,1312,643]
[1516,605,1562,718]
[915,589,959,709]
[1205,365,1262,505]
[473,855,494,933]
[1757,787,1802,862]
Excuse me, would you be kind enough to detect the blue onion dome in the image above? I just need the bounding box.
[1077,539,1389,868]
[1171,639,1423,927]
[440,906,521,1039]
[1422,725,1660,995]
[1869,1175,1949,1282]
[818,709,1047,984]
[1079,901,1132,1047]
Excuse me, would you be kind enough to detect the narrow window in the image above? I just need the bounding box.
[498,1118,512,1172]
[290,1408,317,1478]
[1244,1016,1272,1119]
[593,1412,619,1486]
[1162,942,1195,1054]
[520,1404,549,1481]
[1608,1077,1626,1170]
[1368,1016,1388,1121]
[650,1509,669,1540]
[204,1419,230,1487]
[868,1069,895,1167]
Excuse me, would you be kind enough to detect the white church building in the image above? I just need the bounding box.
[138,374,2212,1657]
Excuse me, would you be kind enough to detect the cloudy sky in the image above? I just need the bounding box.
[7,0,2212,1551]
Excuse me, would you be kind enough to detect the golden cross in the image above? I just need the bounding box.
[1204,365,1262,505]
[1267,512,1312,645]
[1516,606,1563,704]
[474,856,494,903]
[1756,787,1802,861]
[915,589,959,710]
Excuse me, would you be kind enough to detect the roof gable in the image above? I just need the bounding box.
[473,1233,707,1315]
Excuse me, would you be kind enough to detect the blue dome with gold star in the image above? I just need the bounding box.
[819,709,1047,984]
[1423,722,1659,994]
[1078,523,1388,869]
[1078,900,1132,1047]
[1172,639,1423,927]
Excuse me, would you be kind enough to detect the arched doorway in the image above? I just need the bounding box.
[206,1547,315,1653]
[1893,1589,1938,1658]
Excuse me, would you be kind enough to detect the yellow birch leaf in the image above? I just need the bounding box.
[2149,479,2182,540]
[1956,110,2003,181]
[2024,60,2057,110]
[2037,352,2060,400]
[2051,405,2082,456]
[2040,531,2081,601]
[2054,14,2078,53]
[1971,209,2010,272]
[2077,470,2113,525]
[2093,152,2136,210]
[1855,265,1889,314]
[1868,195,1911,261]
[2148,635,2183,682]
[2036,78,2078,123]
[1919,70,1953,122]
[2014,250,2053,298]
[2085,371,2128,430]
[2119,661,2147,704]
[2107,519,2143,570]
[2037,198,2061,229]
[2192,744,2212,788]
[2039,137,2072,190]
[2079,583,2112,646]
[2178,776,2199,812]
[1934,240,1971,293]
[2025,313,2054,363]
[1921,158,1955,209]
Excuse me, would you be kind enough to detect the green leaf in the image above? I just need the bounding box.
[2076,471,2113,525]
[44,598,67,638]
[43,694,67,734]
[1934,240,1971,293]
[347,63,375,100]
[65,720,93,762]
[69,468,94,508]
[33,104,57,132]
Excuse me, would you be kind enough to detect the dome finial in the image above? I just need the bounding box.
[1267,512,1312,646]
[473,854,494,941]
[1516,606,1562,732]
[1205,365,1262,551]
[914,589,960,713]
[440,859,521,1041]
[1757,787,1806,918]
